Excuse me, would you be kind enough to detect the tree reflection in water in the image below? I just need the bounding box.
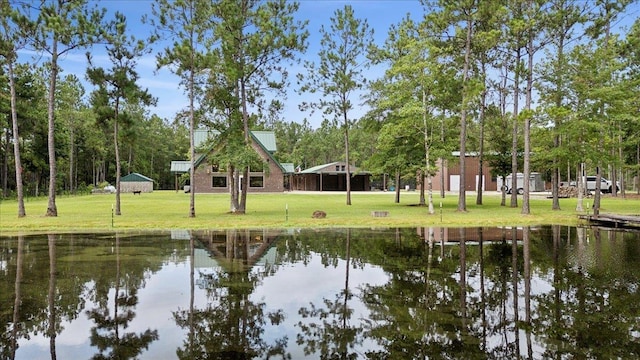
[8,235,24,360]
[1,226,640,359]
[296,228,364,359]
[86,233,158,359]
[47,234,58,360]
[173,229,289,359]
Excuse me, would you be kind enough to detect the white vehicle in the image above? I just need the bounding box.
[104,185,116,193]
[570,176,619,193]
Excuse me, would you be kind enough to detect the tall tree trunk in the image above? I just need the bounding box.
[2,130,7,198]
[127,144,132,175]
[594,5,614,216]
[499,60,509,208]
[476,64,487,206]
[550,2,569,211]
[423,89,434,214]
[74,156,78,191]
[457,15,473,212]
[522,2,534,215]
[9,61,25,216]
[189,41,196,218]
[188,67,196,217]
[46,47,59,216]
[230,165,240,212]
[617,128,623,197]
[343,108,351,205]
[239,75,249,214]
[394,170,400,203]
[427,172,434,214]
[576,163,585,211]
[419,170,426,206]
[594,166,602,216]
[114,101,122,216]
[439,157,445,199]
[440,115,446,199]
[240,167,249,213]
[69,126,74,194]
[510,47,521,208]
[500,175,506,206]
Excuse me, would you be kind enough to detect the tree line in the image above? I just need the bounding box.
[1,0,639,219]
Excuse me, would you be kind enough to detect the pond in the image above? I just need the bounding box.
[1,226,640,359]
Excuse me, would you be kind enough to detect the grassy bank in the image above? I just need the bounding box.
[1,190,638,233]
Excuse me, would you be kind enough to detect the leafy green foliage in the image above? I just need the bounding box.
[202,0,308,212]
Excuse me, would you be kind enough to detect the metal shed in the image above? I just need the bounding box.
[291,162,371,191]
[120,173,154,193]
[499,172,545,194]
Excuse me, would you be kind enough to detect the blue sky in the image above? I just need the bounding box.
[37,0,425,129]
[21,1,640,129]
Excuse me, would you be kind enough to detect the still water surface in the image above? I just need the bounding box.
[2,226,640,359]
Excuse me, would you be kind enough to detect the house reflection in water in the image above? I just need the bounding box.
[172,229,286,275]
[171,227,525,269]
[416,226,524,244]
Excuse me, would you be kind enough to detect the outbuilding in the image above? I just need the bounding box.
[499,172,545,194]
[291,162,371,191]
[120,173,154,193]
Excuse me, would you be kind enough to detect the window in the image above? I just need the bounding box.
[211,164,219,172]
[249,176,264,188]
[212,176,227,188]
[249,158,264,172]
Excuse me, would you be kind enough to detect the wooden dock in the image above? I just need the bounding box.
[579,214,640,229]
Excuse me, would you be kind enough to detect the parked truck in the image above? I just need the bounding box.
[569,176,620,193]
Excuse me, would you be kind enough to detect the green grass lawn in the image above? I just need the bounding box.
[1,190,638,233]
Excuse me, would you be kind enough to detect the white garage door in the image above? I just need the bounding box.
[450,175,460,192]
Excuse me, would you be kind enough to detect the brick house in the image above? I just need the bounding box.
[171,130,293,193]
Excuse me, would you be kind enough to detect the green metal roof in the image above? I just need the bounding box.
[300,162,340,174]
[172,129,281,173]
[299,162,370,175]
[121,172,154,182]
[170,161,191,173]
[280,163,295,174]
[250,131,277,153]
[193,129,276,153]
[194,129,219,148]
